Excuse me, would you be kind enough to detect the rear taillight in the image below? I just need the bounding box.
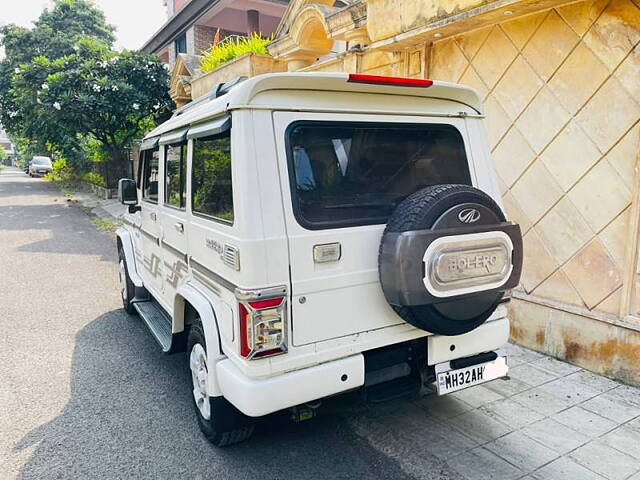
[347,74,434,88]
[238,296,286,359]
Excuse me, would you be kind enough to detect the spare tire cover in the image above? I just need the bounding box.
[379,184,522,336]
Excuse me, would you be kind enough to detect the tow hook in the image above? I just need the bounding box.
[289,401,321,422]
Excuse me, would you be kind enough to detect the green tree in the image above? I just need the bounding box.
[28,39,173,163]
[0,0,116,160]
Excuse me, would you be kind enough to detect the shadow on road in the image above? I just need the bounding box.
[0,202,115,261]
[14,309,412,480]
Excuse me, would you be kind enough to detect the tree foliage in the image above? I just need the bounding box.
[0,0,173,165]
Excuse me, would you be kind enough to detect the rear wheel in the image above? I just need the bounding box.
[187,319,254,447]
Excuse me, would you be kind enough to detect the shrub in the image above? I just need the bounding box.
[82,171,107,187]
[200,33,272,73]
[45,158,78,184]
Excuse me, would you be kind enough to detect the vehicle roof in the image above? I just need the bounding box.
[32,156,51,161]
[145,72,483,140]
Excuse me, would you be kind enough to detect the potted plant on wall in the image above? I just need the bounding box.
[191,33,286,99]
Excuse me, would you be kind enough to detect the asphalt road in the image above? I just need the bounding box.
[3,166,639,480]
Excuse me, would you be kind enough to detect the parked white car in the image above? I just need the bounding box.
[28,156,52,177]
[116,72,523,446]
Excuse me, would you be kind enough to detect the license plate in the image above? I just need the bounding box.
[436,356,508,395]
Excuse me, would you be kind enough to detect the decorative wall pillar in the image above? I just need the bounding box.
[284,53,317,71]
[343,27,370,48]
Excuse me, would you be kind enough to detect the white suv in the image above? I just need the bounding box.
[116,73,523,446]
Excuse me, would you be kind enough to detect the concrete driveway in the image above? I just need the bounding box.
[1,166,639,480]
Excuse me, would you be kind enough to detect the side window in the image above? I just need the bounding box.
[142,148,159,203]
[165,143,186,209]
[191,131,233,223]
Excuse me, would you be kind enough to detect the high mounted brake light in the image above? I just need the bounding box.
[347,74,434,88]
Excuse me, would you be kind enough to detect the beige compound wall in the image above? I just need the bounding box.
[428,0,640,384]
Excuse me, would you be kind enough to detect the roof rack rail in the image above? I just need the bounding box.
[171,76,248,118]
[211,76,247,99]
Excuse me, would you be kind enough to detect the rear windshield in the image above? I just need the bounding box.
[286,121,472,229]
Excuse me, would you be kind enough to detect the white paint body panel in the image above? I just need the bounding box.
[427,314,510,365]
[116,227,143,287]
[217,354,365,417]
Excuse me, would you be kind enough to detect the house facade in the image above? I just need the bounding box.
[142,0,290,106]
[163,0,640,385]
[142,0,289,67]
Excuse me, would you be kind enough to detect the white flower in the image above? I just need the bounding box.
[37,98,42,104]
[53,102,61,110]
[132,103,140,110]
[14,68,21,74]
[92,84,101,92]
[8,111,17,118]
[111,85,119,91]
[153,104,160,110]
[41,83,49,90]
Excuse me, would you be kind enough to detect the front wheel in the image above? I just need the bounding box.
[187,319,254,447]
[118,248,136,314]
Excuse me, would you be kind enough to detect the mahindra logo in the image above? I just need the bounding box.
[458,208,481,224]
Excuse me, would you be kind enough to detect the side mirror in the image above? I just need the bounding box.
[118,178,138,205]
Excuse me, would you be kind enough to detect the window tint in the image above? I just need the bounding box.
[165,143,186,209]
[191,132,233,223]
[142,148,160,203]
[287,122,471,229]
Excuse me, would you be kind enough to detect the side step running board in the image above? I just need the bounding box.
[134,300,173,353]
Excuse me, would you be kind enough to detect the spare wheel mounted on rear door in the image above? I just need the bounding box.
[379,184,523,336]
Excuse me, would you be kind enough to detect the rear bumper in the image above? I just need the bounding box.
[216,316,510,417]
[216,354,365,417]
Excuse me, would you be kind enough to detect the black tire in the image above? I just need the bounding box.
[118,247,136,314]
[381,184,507,336]
[187,319,254,447]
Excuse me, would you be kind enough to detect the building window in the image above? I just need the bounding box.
[175,33,187,55]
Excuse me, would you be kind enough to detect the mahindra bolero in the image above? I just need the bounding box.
[116,72,523,446]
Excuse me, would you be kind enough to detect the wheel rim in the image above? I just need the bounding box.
[118,259,128,303]
[190,343,211,420]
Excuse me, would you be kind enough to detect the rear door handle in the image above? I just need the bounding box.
[149,212,156,221]
[174,222,184,233]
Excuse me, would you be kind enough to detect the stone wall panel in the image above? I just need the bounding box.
[429,0,640,328]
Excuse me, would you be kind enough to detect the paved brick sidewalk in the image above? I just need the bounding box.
[350,342,640,480]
